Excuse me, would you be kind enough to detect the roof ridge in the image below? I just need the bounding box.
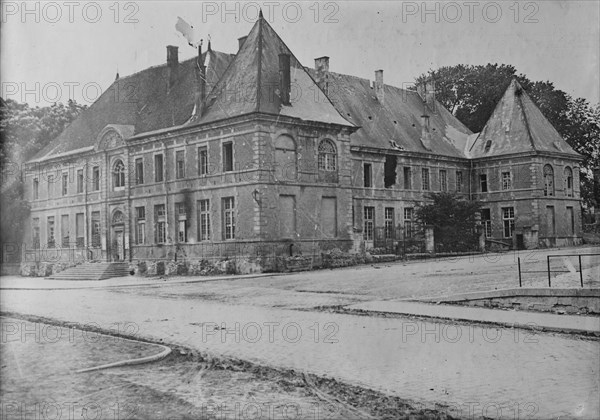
[514,82,538,151]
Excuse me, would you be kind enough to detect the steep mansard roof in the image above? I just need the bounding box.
[30,16,576,163]
[467,79,579,158]
[30,49,233,162]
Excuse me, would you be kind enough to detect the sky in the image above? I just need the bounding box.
[1,0,599,107]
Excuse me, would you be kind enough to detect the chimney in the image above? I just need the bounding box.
[420,115,432,150]
[166,45,179,89]
[314,56,329,95]
[417,80,436,113]
[375,70,384,103]
[279,53,291,105]
[194,44,206,117]
[238,36,248,51]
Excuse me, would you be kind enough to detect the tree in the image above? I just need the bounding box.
[0,98,86,258]
[416,64,600,207]
[416,193,482,252]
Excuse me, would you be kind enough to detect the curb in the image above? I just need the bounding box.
[76,343,172,373]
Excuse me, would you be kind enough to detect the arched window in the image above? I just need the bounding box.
[543,164,554,196]
[274,135,297,181]
[318,139,337,172]
[113,159,126,189]
[564,167,573,197]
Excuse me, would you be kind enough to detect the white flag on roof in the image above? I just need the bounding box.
[176,17,202,48]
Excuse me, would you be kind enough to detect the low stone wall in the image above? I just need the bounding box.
[19,261,81,277]
[424,288,600,315]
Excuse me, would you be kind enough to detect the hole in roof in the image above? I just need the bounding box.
[393,121,397,124]
[412,123,416,127]
[432,128,436,131]
[484,140,492,152]
[368,116,373,120]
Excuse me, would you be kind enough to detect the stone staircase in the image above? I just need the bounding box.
[47,262,130,281]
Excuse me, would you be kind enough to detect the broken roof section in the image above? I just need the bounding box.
[468,79,580,158]
[196,12,353,127]
[30,48,233,162]
[309,70,473,157]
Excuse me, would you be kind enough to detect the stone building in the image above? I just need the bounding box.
[22,13,583,271]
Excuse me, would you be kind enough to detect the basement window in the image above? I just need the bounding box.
[384,155,397,188]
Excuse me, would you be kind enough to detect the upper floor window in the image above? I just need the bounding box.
[33,178,39,200]
[62,173,68,196]
[480,174,488,192]
[318,139,337,171]
[502,171,511,190]
[92,167,100,191]
[175,150,185,179]
[154,154,164,182]
[439,170,447,192]
[403,167,412,190]
[223,142,234,172]
[198,147,208,176]
[456,171,463,192]
[363,163,372,187]
[543,164,554,196]
[77,169,84,193]
[47,174,54,197]
[564,167,573,197]
[113,160,126,189]
[421,168,430,191]
[135,158,144,185]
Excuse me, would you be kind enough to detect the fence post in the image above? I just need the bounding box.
[547,255,551,288]
[579,255,584,288]
[518,257,522,288]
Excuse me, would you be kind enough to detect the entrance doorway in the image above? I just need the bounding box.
[111,210,125,261]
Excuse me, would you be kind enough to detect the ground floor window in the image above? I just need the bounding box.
[47,216,55,248]
[155,204,166,244]
[222,197,235,240]
[363,206,374,241]
[91,212,101,247]
[384,207,394,239]
[175,202,188,242]
[76,213,84,247]
[481,209,492,238]
[567,206,574,235]
[502,207,514,238]
[32,218,40,249]
[403,208,414,238]
[198,199,211,241]
[135,207,145,244]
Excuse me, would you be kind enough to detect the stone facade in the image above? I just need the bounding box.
[20,15,583,271]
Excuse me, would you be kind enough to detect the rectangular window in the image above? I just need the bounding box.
[198,147,208,176]
[33,178,39,200]
[91,167,100,191]
[456,171,463,192]
[197,199,211,241]
[77,169,84,193]
[222,142,233,172]
[363,206,374,241]
[384,207,395,239]
[47,174,54,197]
[363,163,372,187]
[404,208,414,238]
[175,202,188,242]
[481,209,492,238]
[502,171,511,190]
[403,167,412,190]
[384,155,397,188]
[175,150,185,179]
[135,206,145,245]
[62,173,68,196]
[480,174,488,192]
[47,216,55,248]
[421,168,430,191]
[75,213,84,247]
[321,197,337,238]
[546,206,556,236]
[135,158,144,185]
[32,218,40,249]
[502,207,515,238]
[154,204,166,244]
[92,167,100,191]
[154,154,164,182]
[439,170,447,192]
[91,211,101,247]
[222,197,235,240]
[567,206,575,235]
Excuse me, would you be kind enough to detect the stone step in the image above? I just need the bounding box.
[47,262,130,281]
